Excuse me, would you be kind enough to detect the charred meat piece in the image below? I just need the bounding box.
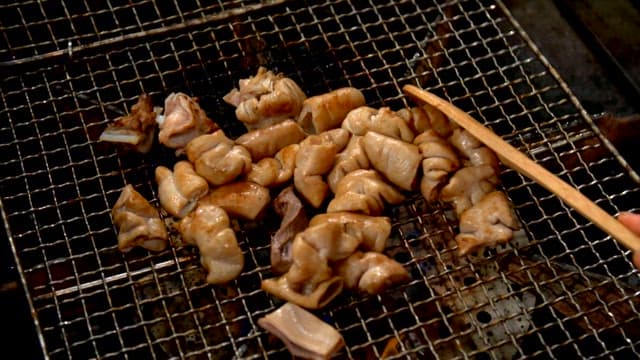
[235,119,306,161]
[155,161,209,218]
[342,106,415,142]
[440,165,498,216]
[335,251,409,295]
[246,143,298,188]
[396,102,454,138]
[309,212,391,253]
[362,131,422,191]
[414,130,461,202]
[258,302,345,360]
[185,130,252,186]
[456,191,520,255]
[297,87,366,134]
[327,169,404,215]
[223,67,306,130]
[294,134,338,208]
[328,135,370,193]
[175,204,244,284]
[271,186,309,274]
[205,181,271,220]
[449,128,499,171]
[112,184,168,253]
[99,93,159,153]
[158,92,218,151]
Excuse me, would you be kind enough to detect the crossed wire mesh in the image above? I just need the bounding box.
[1,0,640,358]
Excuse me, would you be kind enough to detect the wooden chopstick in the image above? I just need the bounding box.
[403,84,640,252]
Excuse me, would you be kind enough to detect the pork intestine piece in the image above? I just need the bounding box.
[342,106,415,142]
[448,128,499,171]
[396,102,454,138]
[204,181,270,221]
[261,276,344,310]
[327,135,370,193]
[413,130,461,202]
[362,131,422,191]
[185,130,252,186]
[440,165,498,216]
[271,186,309,274]
[175,204,244,284]
[309,212,391,253]
[99,93,158,154]
[293,134,338,208]
[155,161,209,218]
[456,191,520,256]
[258,302,345,360]
[327,169,404,215]
[335,251,409,295]
[223,67,307,130]
[158,92,218,151]
[297,87,366,134]
[112,184,168,253]
[234,119,306,161]
[246,144,298,188]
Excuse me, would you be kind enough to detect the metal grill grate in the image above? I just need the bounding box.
[2,0,640,358]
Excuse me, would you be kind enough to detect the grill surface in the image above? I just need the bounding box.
[2,0,640,358]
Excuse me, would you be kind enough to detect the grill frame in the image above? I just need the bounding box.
[2,0,640,358]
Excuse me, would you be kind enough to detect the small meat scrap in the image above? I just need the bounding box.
[155,161,209,218]
[298,87,366,134]
[327,135,370,193]
[99,93,159,153]
[158,92,218,151]
[271,186,309,274]
[258,302,345,360]
[456,191,520,255]
[235,119,306,161]
[223,67,307,130]
[294,134,338,208]
[335,251,409,295]
[205,181,270,221]
[327,169,404,215]
[246,143,299,188]
[440,165,498,216]
[362,131,422,191]
[175,204,244,284]
[112,184,168,253]
[414,130,460,202]
[185,130,252,186]
[342,106,415,142]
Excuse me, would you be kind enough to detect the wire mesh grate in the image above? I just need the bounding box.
[1,0,640,358]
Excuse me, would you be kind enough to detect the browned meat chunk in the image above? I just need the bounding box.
[456,191,520,255]
[327,135,370,193]
[185,130,252,186]
[335,251,409,295]
[362,131,422,191]
[293,134,338,208]
[258,303,345,360]
[204,181,271,220]
[297,87,366,134]
[440,165,498,216]
[158,92,218,151]
[414,130,461,202]
[327,169,404,215]
[396,102,454,138]
[112,185,168,252]
[155,161,209,218]
[175,204,244,284]
[99,93,159,153]
[246,144,299,188]
[223,67,306,130]
[235,119,306,161]
[309,212,391,253]
[449,128,499,171]
[271,186,309,274]
[342,106,414,142]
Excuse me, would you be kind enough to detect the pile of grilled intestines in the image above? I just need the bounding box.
[108,67,520,311]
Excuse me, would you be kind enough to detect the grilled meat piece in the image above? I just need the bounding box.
[99,93,158,153]
[309,212,391,253]
[342,106,415,142]
[317,128,350,152]
[271,186,309,274]
[246,144,299,188]
[449,128,499,171]
[414,130,461,202]
[261,276,343,310]
[223,67,306,130]
[362,131,422,191]
[185,130,252,186]
[258,303,345,360]
[158,92,218,151]
[327,169,404,215]
[327,135,370,193]
[293,134,339,208]
[204,181,270,221]
[155,161,209,218]
[297,87,366,134]
[234,119,306,161]
[440,165,498,216]
[335,251,409,295]
[455,191,519,255]
[112,184,168,253]
[396,102,454,138]
[175,204,244,284]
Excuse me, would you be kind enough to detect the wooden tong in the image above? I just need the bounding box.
[403,84,640,252]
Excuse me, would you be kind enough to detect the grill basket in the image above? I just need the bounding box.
[1,0,640,358]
